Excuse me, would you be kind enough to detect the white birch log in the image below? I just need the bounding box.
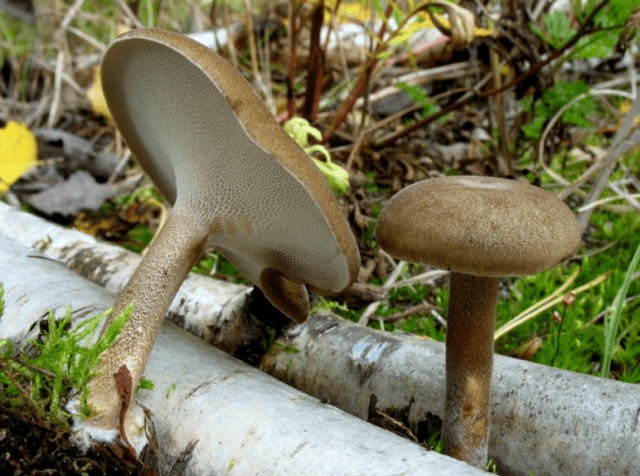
[1,201,639,476]
[0,201,251,345]
[261,313,640,476]
[0,232,484,475]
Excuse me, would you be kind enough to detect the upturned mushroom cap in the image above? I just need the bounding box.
[101,28,359,306]
[375,176,580,277]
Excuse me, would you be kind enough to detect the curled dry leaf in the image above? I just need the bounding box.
[425,1,477,49]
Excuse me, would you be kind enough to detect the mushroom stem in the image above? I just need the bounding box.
[443,271,498,468]
[87,212,209,429]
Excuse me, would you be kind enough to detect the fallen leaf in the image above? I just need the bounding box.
[114,365,137,458]
[22,170,115,218]
[35,128,119,180]
[0,121,38,193]
[518,337,543,361]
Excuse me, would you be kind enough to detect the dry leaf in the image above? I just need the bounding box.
[22,170,115,218]
[518,337,543,361]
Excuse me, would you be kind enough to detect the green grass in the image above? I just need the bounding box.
[191,252,250,285]
[0,289,134,425]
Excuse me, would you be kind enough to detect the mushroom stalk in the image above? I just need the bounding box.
[443,272,498,468]
[87,212,209,428]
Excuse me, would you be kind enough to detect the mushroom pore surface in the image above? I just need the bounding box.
[375,176,580,277]
[101,29,359,294]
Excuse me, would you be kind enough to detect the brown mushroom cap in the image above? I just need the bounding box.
[101,28,359,296]
[375,176,580,277]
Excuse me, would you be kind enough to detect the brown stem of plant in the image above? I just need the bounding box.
[489,33,512,169]
[222,3,238,69]
[302,0,325,121]
[374,0,609,149]
[12,356,59,380]
[346,87,467,170]
[0,359,45,425]
[322,4,394,142]
[243,0,260,83]
[286,1,300,120]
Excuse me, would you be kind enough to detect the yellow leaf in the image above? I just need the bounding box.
[86,24,130,121]
[618,100,640,127]
[326,1,379,23]
[0,121,38,193]
[87,66,112,121]
[473,27,494,37]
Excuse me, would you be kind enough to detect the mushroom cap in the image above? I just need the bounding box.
[375,176,580,277]
[101,28,359,295]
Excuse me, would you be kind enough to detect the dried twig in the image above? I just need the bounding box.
[222,3,238,68]
[243,0,260,83]
[59,0,87,30]
[323,4,394,141]
[114,0,144,29]
[574,69,640,232]
[302,0,325,121]
[375,0,609,148]
[67,25,107,52]
[0,359,45,425]
[46,50,65,129]
[381,303,436,323]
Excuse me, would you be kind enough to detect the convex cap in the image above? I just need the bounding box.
[375,176,580,277]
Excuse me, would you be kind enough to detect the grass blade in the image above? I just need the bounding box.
[600,241,640,378]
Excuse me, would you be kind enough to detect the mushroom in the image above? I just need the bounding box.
[375,175,580,467]
[88,28,360,436]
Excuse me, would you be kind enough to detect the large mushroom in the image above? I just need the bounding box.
[87,28,359,438]
[375,175,580,467]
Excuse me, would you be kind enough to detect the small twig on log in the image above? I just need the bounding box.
[381,303,437,323]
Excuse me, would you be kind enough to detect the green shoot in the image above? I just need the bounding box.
[284,117,350,196]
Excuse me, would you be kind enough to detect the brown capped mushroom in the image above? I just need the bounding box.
[88,28,359,436]
[375,176,580,468]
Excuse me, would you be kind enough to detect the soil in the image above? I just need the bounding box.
[0,410,156,476]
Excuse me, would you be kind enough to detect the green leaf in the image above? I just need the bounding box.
[284,117,350,196]
[519,96,534,113]
[544,10,576,48]
[0,283,4,319]
[571,30,618,59]
[371,0,386,20]
[312,158,350,196]
[389,0,405,26]
[530,23,549,44]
